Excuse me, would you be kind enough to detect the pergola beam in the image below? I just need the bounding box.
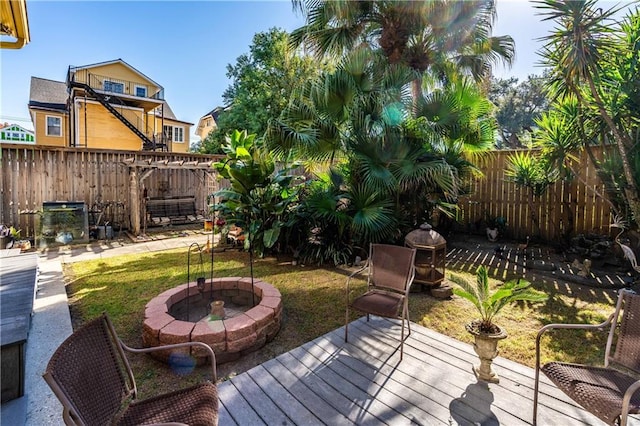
[122,158,219,236]
[122,160,214,170]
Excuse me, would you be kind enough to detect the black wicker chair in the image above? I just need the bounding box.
[345,244,417,360]
[533,289,640,426]
[43,313,218,425]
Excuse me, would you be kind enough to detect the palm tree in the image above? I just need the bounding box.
[269,46,500,246]
[291,0,514,98]
[535,0,640,224]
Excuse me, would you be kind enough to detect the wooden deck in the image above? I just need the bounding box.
[217,316,633,426]
[1,251,38,403]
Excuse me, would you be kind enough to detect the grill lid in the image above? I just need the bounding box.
[405,223,446,249]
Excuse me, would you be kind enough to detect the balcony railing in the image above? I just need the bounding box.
[68,67,164,101]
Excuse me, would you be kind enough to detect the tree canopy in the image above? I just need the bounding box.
[488,73,550,149]
[198,28,322,154]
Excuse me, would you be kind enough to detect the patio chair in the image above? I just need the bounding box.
[43,313,219,426]
[345,243,417,359]
[533,289,640,426]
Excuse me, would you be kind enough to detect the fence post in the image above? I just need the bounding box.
[130,166,140,235]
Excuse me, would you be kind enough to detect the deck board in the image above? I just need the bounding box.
[218,317,637,425]
[0,253,38,346]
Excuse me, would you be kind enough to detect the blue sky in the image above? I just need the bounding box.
[0,1,618,142]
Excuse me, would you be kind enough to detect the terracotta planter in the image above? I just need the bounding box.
[465,322,507,383]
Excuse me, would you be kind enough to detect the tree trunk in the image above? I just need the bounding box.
[583,77,640,225]
[411,78,422,113]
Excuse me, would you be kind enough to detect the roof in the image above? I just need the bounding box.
[28,77,67,111]
[152,102,193,126]
[69,59,163,90]
[0,123,34,134]
[203,106,227,121]
[0,0,30,49]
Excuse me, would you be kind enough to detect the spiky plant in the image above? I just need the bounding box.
[449,266,547,334]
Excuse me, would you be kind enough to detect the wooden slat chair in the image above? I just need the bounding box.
[43,313,219,426]
[533,289,640,426]
[345,243,416,359]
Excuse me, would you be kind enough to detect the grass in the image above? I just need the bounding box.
[65,247,617,399]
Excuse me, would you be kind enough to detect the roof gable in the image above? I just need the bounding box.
[0,124,34,134]
[69,59,163,90]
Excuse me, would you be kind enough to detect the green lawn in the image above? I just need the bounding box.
[65,248,615,398]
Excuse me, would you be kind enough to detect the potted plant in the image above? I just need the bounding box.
[0,225,20,249]
[485,214,506,242]
[449,266,547,383]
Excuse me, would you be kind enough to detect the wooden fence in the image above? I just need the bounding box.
[0,144,223,238]
[458,148,613,241]
[0,144,616,242]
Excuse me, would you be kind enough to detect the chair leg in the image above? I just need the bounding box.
[400,316,405,360]
[532,363,541,425]
[345,305,349,342]
[405,305,411,336]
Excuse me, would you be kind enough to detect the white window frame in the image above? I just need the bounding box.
[46,115,62,137]
[104,80,124,94]
[134,85,147,97]
[173,126,184,143]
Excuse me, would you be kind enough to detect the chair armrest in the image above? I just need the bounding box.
[537,312,615,344]
[119,340,217,382]
[346,264,369,301]
[622,379,640,425]
[535,313,615,370]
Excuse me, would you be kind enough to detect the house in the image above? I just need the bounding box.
[28,59,192,152]
[1,0,30,49]
[0,123,35,143]
[195,106,226,141]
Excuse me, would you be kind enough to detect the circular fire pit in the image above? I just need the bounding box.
[142,277,282,364]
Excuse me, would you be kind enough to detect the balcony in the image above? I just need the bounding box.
[67,68,164,110]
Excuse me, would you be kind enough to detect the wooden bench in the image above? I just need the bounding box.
[146,197,204,226]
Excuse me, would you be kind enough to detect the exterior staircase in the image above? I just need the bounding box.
[69,81,166,151]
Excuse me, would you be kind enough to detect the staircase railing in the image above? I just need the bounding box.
[68,68,164,100]
[67,69,169,151]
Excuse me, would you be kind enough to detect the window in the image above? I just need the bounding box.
[163,125,173,141]
[135,85,147,97]
[173,126,184,143]
[46,116,62,136]
[104,80,124,94]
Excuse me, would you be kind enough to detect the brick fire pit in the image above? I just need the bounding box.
[143,277,282,364]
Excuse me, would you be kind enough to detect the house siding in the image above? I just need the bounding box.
[75,101,144,150]
[0,125,35,143]
[73,62,161,98]
[30,60,191,152]
[33,111,67,147]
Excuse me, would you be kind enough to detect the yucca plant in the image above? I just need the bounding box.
[449,266,547,335]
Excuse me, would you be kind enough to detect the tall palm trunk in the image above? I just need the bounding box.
[582,76,640,223]
[411,78,422,112]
